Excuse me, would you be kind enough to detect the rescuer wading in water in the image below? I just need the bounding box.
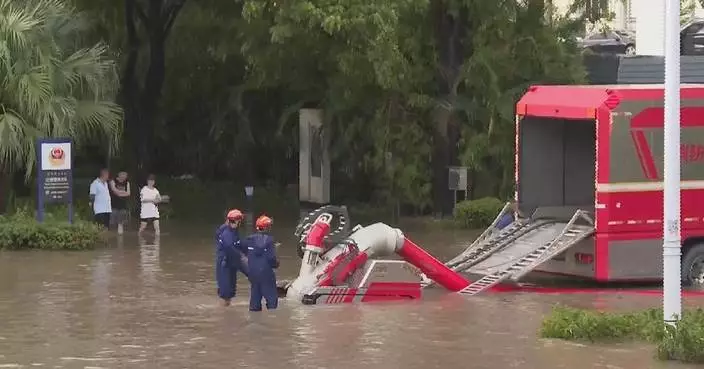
[242,215,279,311]
[215,209,248,307]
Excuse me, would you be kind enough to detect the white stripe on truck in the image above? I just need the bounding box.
[597,180,704,193]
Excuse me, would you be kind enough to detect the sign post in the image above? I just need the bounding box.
[36,138,73,223]
[662,0,682,326]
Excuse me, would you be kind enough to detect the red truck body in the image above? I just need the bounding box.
[515,84,704,282]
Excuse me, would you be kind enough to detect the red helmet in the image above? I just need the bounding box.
[226,209,243,221]
[255,215,273,230]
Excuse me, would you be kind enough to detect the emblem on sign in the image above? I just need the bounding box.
[48,147,65,167]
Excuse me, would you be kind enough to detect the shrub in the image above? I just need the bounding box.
[12,197,94,221]
[453,197,505,229]
[0,212,102,251]
[658,312,704,363]
[541,305,704,364]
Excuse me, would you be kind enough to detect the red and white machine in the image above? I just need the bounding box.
[280,85,704,304]
[281,206,470,304]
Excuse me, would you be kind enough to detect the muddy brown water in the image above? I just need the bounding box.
[0,223,701,368]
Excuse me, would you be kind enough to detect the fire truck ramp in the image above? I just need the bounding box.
[422,204,595,295]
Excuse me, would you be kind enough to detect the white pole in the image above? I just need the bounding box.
[663,0,682,326]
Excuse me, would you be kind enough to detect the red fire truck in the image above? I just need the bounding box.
[444,84,704,287]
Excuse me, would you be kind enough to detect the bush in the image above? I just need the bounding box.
[12,197,94,222]
[541,306,704,364]
[0,212,102,250]
[453,197,505,229]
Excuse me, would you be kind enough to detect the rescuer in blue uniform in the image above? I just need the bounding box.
[496,202,522,230]
[215,209,246,307]
[243,215,279,311]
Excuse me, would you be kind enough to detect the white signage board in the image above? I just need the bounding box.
[40,142,72,171]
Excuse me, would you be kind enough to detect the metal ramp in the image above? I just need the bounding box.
[447,220,557,275]
[457,209,594,296]
[421,202,539,289]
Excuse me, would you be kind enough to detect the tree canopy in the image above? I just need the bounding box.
[2,0,593,214]
[0,0,122,179]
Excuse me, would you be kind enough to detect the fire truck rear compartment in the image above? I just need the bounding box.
[435,116,598,288]
[518,116,596,217]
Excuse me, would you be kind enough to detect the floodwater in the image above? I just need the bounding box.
[0,223,701,369]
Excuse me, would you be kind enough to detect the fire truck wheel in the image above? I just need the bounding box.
[297,244,305,259]
[682,243,704,285]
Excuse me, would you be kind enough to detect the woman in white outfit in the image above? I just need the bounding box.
[139,174,162,234]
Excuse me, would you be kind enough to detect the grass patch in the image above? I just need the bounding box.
[541,306,704,363]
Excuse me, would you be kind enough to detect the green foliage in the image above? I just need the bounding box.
[155,178,298,221]
[457,5,585,198]
[12,197,94,222]
[0,0,122,179]
[57,0,588,215]
[541,306,704,364]
[241,0,434,212]
[541,306,663,342]
[658,315,704,363]
[8,178,298,224]
[453,197,504,229]
[682,0,700,24]
[0,211,102,250]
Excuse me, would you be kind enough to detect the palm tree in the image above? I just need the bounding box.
[0,0,122,210]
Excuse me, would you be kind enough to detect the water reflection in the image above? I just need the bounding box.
[91,252,112,335]
[138,233,162,286]
[0,224,701,368]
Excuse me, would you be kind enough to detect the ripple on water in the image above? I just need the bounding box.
[0,229,702,368]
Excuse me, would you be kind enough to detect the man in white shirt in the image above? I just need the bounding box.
[89,169,112,228]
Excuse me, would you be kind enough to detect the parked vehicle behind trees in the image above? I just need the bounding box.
[578,31,636,55]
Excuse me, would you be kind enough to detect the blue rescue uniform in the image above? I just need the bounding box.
[496,213,514,230]
[242,231,279,311]
[215,224,246,300]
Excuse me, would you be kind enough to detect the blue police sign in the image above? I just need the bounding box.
[36,138,73,223]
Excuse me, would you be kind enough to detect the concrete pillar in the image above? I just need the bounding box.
[634,0,665,55]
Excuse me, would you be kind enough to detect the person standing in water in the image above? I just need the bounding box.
[109,171,131,234]
[215,209,246,307]
[89,169,112,228]
[139,174,162,235]
[243,215,279,311]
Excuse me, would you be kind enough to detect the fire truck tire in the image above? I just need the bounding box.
[681,243,704,285]
[297,245,305,259]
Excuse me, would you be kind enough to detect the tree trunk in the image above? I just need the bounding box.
[528,0,546,23]
[136,0,173,181]
[117,0,185,184]
[431,106,452,217]
[431,0,469,217]
[0,167,11,214]
[136,35,166,180]
[120,0,143,182]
